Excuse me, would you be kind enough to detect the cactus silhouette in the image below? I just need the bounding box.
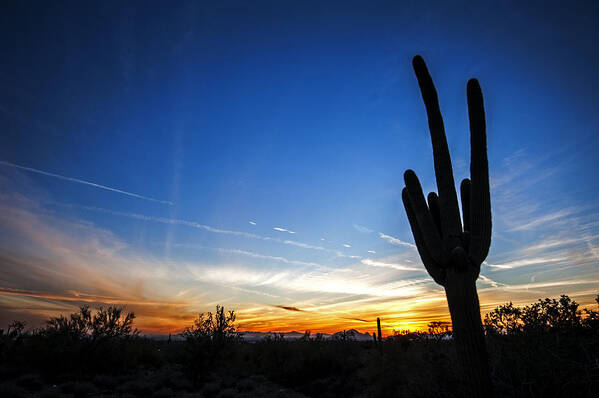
[376,317,382,343]
[402,56,493,396]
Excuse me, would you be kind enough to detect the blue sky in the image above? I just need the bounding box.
[1,1,599,333]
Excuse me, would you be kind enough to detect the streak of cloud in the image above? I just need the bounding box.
[0,160,173,205]
[249,221,256,225]
[0,286,186,307]
[478,274,505,288]
[283,240,325,250]
[343,317,371,323]
[479,279,599,293]
[274,305,305,312]
[353,224,373,233]
[485,256,567,270]
[510,208,580,231]
[215,248,327,269]
[343,244,351,248]
[361,258,423,272]
[78,206,262,239]
[274,227,295,234]
[378,232,416,249]
[336,251,362,259]
[77,205,336,255]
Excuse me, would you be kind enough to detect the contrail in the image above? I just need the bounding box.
[0,160,173,205]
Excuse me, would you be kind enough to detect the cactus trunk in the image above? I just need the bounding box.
[377,317,382,342]
[444,270,492,396]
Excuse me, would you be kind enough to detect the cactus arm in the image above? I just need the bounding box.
[412,56,462,241]
[427,192,443,237]
[466,79,491,265]
[404,170,449,267]
[402,188,447,285]
[460,178,471,233]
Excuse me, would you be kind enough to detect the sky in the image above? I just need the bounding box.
[1,1,599,335]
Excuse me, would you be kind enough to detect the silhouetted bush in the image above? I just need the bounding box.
[179,305,242,383]
[181,305,239,344]
[484,294,599,397]
[484,294,599,335]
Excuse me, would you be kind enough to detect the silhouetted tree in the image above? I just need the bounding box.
[483,302,522,335]
[181,305,238,344]
[583,295,599,331]
[402,55,493,396]
[90,306,138,339]
[44,305,138,339]
[301,330,311,341]
[427,321,452,340]
[45,305,92,338]
[0,320,26,339]
[484,294,598,335]
[332,330,356,342]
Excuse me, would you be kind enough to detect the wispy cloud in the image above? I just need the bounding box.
[509,208,580,231]
[273,227,295,234]
[361,258,423,272]
[75,205,332,254]
[342,244,351,248]
[353,224,373,234]
[249,221,256,225]
[478,274,505,288]
[214,248,326,269]
[378,232,416,249]
[274,305,305,312]
[485,256,567,270]
[368,250,376,254]
[78,206,263,239]
[0,160,173,205]
[283,240,325,250]
[480,279,599,293]
[336,251,362,259]
[343,317,371,323]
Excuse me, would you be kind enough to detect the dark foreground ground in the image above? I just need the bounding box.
[2,295,598,397]
[1,331,598,398]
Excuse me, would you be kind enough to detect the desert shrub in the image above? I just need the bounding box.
[484,294,597,336]
[181,305,238,344]
[483,302,522,335]
[3,306,146,377]
[427,321,452,341]
[582,295,599,331]
[44,305,138,340]
[484,294,599,396]
[180,305,242,382]
[331,329,356,342]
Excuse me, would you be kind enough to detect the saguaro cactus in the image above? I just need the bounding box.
[376,317,382,342]
[402,56,493,396]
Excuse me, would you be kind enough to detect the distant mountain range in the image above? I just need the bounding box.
[147,329,375,342]
[239,329,374,342]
